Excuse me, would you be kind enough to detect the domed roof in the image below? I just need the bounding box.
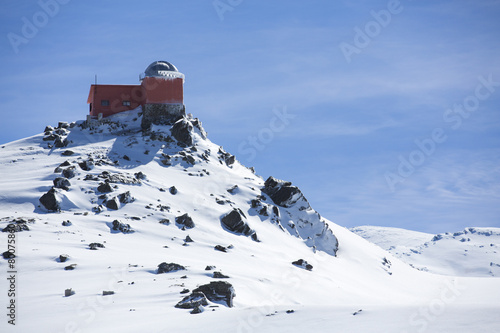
[144,60,178,76]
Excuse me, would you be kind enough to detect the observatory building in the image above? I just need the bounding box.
[87,60,185,126]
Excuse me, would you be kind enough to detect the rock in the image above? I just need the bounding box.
[54,136,68,148]
[59,254,69,262]
[58,121,70,129]
[213,271,230,279]
[62,166,76,179]
[205,265,216,271]
[78,160,94,171]
[62,220,72,226]
[135,171,146,180]
[180,288,190,294]
[64,264,77,270]
[102,291,115,296]
[111,220,133,233]
[61,150,74,156]
[44,125,54,133]
[169,186,178,195]
[190,306,204,314]
[171,118,194,146]
[105,197,120,210]
[184,235,194,243]
[193,281,235,307]
[53,177,71,190]
[214,245,227,252]
[251,199,261,208]
[159,219,170,225]
[157,262,186,274]
[227,185,238,194]
[2,251,14,259]
[39,188,61,212]
[118,191,134,204]
[175,292,208,309]
[292,259,313,271]
[123,155,130,161]
[220,209,258,240]
[97,182,114,193]
[2,223,29,233]
[64,289,74,297]
[190,118,207,139]
[89,242,105,250]
[176,213,194,229]
[262,176,304,208]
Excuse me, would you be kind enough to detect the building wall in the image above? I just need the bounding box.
[87,84,143,118]
[141,77,183,104]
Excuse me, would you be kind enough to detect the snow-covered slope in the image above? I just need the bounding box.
[351,225,500,277]
[0,109,499,333]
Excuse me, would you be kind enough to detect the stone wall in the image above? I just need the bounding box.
[141,104,185,129]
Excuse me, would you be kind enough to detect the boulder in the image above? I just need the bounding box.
[62,166,76,179]
[262,176,304,208]
[111,220,133,233]
[220,209,258,240]
[193,281,235,307]
[171,118,194,146]
[118,191,134,204]
[78,160,94,171]
[292,259,313,271]
[53,177,71,191]
[39,188,61,212]
[61,150,74,156]
[2,251,14,259]
[169,186,178,195]
[157,262,186,274]
[213,271,230,279]
[175,292,208,309]
[175,213,195,229]
[105,197,120,210]
[89,242,105,250]
[59,254,69,262]
[97,182,114,193]
[2,223,29,233]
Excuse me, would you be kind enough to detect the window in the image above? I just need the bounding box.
[122,101,131,106]
[101,99,109,106]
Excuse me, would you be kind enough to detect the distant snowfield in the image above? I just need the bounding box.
[351,225,500,277]
[0,110,499,332]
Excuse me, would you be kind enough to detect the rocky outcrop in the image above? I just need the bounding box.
[220,209,258,241]
[176,213,194,229]
[262,176,304,208]
[193,281,235,307]
[111,220,133,233]
[39,188,61,212]
[53,177,71,191]
[157,262,186,274]
[175,292,208,309]
[171,118,194,146]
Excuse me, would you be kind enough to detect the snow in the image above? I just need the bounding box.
[0,110,499,332]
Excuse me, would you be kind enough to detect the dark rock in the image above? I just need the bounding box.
[184,235,194,243]
[159,219,170,225]
[169,186,178,195]
[135,171,146,180]
[180,288,190,294]
[89,242,105,250]
[286,310,295,314]
[191,118,207,139]
[64,264,77,270]
[97,182,113,193]
[262,176,304,208]
[61,150,74,156]
[157,262,186,274]
[39,188,61,212]
[251,199,261,208]
[171,118,194,146]
[62,166,76,179]
[44,125,54,132]
[2,251,14,259]
[118,191,134,204]
[105,197,120,210]
[176,213,194,229]
[102,291,115,296]
[205,265,216,271]
[214,245,227,253]
[213,271,230,279]
[64,289,74,297]
[54,137,68,148]
[123,155,130,161]
[220,209,257,240]
[2,223,29,233]
[111,220,133,233]
[175,292,208,309]
[227,185,238,194]
[78,160,94,171]
[193,281,235,307]
[62,220,72,226]
[59,254,69,262]
[292,259,313,271]
[58,121,70,129]
[53,177,71,190]
[190,306,204,314]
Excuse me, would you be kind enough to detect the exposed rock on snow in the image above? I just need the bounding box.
[53,177,71,191]
[39,188,62,212]
[262,176,304,208]
[220,208,258,241]
[171,118,194,146]
[292,259,313,271]
[157,262,186,274]
[175,292,208,309]
[193,281,235,307]
[111,220,133,233]
[97,182,114,193]
[176,213,195,229]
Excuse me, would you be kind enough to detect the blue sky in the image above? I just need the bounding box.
[1,0,499,233]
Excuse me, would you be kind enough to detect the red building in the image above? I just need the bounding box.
[87,61,185,122]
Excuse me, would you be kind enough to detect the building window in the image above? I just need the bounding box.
[101,99,109,106]
[122,101,131,106]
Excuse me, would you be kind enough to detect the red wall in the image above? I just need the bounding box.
[141,77,183,104]
[88,84,144,118]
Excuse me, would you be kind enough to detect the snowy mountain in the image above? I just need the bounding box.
[351,226,500,277]
[1,108,499,333]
